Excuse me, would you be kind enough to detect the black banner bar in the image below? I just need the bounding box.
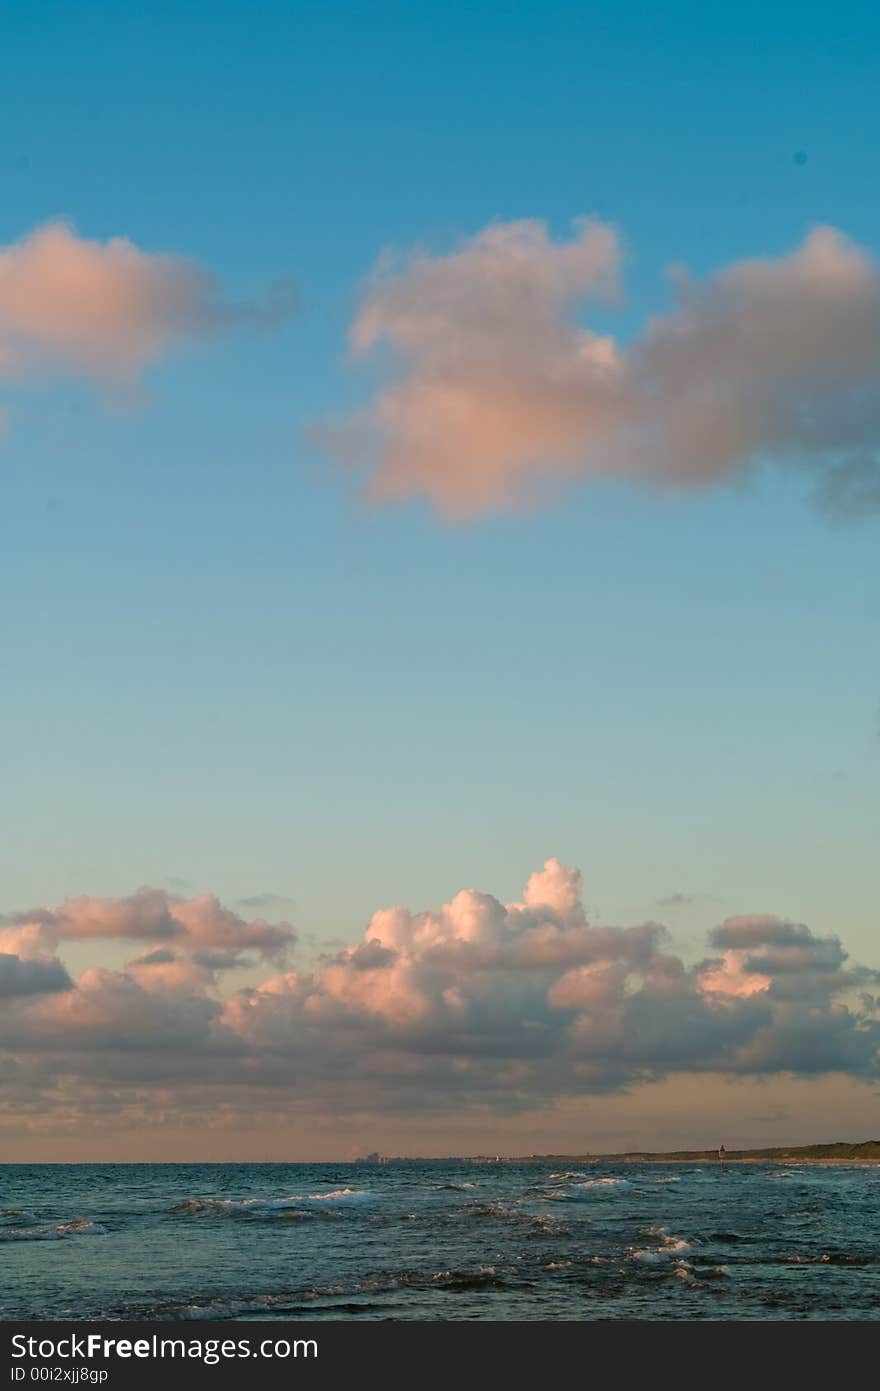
[1,1321,871,1386]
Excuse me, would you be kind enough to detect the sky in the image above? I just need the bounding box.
[1,1,878,1159]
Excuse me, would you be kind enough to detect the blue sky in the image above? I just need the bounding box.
[0,1,878,1154]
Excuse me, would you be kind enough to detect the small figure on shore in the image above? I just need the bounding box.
[718,1143,726,1166]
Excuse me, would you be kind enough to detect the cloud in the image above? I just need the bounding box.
[0,952,71,998]
[324,219,880,516]
[236,892,296,912]
[698,914,867,1005]
[1,888,296,963]
[11,967,221,1051]
[711,915,827,951]
[656,891,702,909]
[0,220,295,388]
[1,859,877,1143]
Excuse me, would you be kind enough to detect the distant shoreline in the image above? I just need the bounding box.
[5,1141,879,1166]
[515,1155,880,1166]
[481,1140,880,1166]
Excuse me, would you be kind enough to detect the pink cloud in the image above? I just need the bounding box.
[0,221,295,390]
[547,961,629,1010]
[697,951,773,1001]
[1,859,877,1138]
[324,220,880,516]
[19,966,219,1049]
[125,949,218,996]
[5,887,295,961]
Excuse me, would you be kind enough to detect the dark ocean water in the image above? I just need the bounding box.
[2,1162,878,1321]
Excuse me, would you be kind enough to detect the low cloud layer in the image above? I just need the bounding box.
[0,220,294,390]
[327,218,880,516]
[1,861,877,1145]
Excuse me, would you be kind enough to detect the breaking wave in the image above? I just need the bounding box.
[0,1218,106,1242]
[571,1177,630,1189]
[169,1189,375,1219]
[632,1227,692,1263]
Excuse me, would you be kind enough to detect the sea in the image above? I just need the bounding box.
[2,1161,878,1321]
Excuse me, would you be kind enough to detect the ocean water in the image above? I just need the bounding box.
[2,1161,878,1321]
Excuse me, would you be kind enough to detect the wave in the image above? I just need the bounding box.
[0,1219,106,1243]
[632,1245,689,1265]
[561,1177,631,1199]
[526,1213,566,1235]
[673,1258,732,1290]
[303,1264,511,1299]
[163,1265,514,1319]
[426,1266,508,1292]
[572,1177,630,1188]
[782,1252,879,1265]
[170,1198,313,1219]
[0,1208,34,1227]
[452,1201,566,1235]
[169,1188,375,1219]
[632,1227,692,1264]
[545,1172,629,1189]
[306,1189,374,1202]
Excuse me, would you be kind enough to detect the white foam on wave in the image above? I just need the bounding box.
[570,1177,630,1191]
[675,1258,729,1286]
[302,1188,374,1202]
[1,1218,106,1242]
[172,1188,375,1217]
[632,1226,691,1263]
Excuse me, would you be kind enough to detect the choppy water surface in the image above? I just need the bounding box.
[2,1162,878,1320]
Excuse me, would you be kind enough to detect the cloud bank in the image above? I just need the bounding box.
[327,218,880,516]
[0,221,294,388]
[1,860,877,1145]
